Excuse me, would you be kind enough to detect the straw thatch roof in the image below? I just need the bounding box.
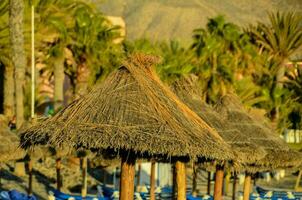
[20,54,234,162]
[215,94,302,171]
[170,75,267,166]
[0,115,25,162]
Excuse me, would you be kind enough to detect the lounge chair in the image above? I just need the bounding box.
[251,186,301,200]
[51,189,110,200]
[0,190,36,200]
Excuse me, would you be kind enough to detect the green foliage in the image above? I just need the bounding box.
[69,3,122,84]
[191,15,262,104]
[249,11,302,63]
[234,77,267,107]
[156,41,195,82]
[247,11,302,133]
[1,0,301,135]
[283,65,302,129]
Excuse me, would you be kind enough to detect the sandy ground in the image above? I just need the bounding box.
[0,157,103,199]
[0,158,300,200]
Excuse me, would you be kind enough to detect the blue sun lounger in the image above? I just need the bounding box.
[0,190,36,200]
[251,186,302,200]
[52,189,110,200]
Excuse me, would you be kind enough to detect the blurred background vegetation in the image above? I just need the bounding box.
[0,0,301,135]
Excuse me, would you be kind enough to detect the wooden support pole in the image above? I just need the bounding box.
[136,161,141,190]
[232,173,237,200]
[113,167,117,189]
[295,170,302,190]
[81,157,87,198]
[243,173,251,200]
[224,171,231,195]
[253,176,257,186]
[0,163,2,186]
[172,164,177,200]
[28,159,33,195]
[213,165,224,200]
[207,171,211,195]
[56,158,62,191]
[120,156,135,200]
[150,161,156,200]
[192,164,198,197]
[175,161,186,200]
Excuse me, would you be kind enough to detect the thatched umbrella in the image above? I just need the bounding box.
[21,117,67,194]
[171,75,267,200]
[215,94,302,200]
[20,54,234,200]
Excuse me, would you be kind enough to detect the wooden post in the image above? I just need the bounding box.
[81,157,87,198]
[136,161,141,191]
[120,156,135,200]
[243,173,251,200]
[295,170,302,190]
[28,159,33,195]
[207,171,211,195]
[232,173,237,200]
[0,163,2,186]
[253,176,257,186]
[175,161,186,200]
[224,171,231,195]
[172,164,177,200]
[113,167,117,189]
[192,164,198,197]
[56,158,62,191]
[150,161,156,200]
[213,165,224,200]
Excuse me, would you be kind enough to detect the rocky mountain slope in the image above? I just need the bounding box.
[94,0,302,44]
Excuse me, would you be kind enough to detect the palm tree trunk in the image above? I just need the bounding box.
[4,64,15,118]
[272,59,288,124]
[75,57,90,98]
[276,60,287,89]
[9,0,26,129]
[54,55,65,112]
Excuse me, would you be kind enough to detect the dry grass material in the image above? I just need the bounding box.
[215,94,302,171]
[171,75,267,165]
[20,54,234,162]
[0,115,24,162]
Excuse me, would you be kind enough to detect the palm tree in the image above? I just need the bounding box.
[249,11,302,88]
[157,40,195,83]
[248,11,302,122]
[9,0,26,129]
[283,64,302,130]
[32,0,74,112]
[0,0,14,118]
[191,16,240,103]
[69,4,121,97]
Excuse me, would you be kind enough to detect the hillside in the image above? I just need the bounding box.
[93,0,302,45]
